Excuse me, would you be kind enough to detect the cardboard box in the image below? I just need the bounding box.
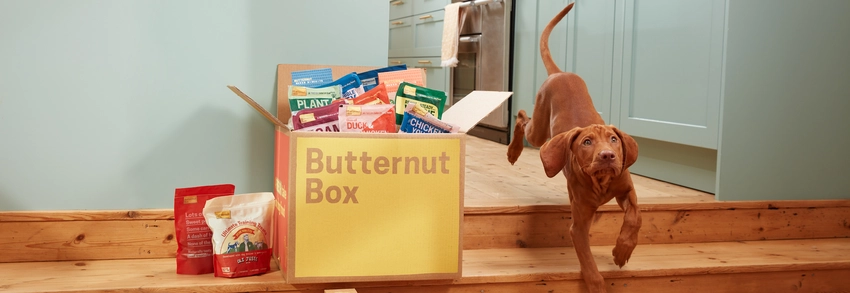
[228,64,512,284]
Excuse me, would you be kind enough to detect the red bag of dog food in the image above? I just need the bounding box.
[174,184,235,275]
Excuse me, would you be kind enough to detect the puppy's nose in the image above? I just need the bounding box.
[599,150,616,161]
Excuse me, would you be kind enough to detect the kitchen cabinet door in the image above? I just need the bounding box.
[565,0,617,124]
[413,0,450,15]
[512,0,570,120]
[389,17,414,57]
[412,10,446,57]
[387,57,451,103]
[616,0,726,149]
[390,0,413,20]
[417,58,451,106]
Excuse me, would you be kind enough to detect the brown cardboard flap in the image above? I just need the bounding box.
[227,85,288,130]
[276,64,376,123]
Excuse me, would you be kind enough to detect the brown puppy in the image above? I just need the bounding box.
[506,3,641,293]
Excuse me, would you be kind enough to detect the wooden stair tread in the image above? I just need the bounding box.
[462,238,850,282]
[2,238,849,292]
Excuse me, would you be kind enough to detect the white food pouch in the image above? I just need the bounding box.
[203,192,274,278]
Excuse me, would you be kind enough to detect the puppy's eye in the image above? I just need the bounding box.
[582,139,592,146]
[611,136,618,143]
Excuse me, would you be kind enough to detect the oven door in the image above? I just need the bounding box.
[450,0,511,143]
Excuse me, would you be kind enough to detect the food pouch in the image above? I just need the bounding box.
[339,104,396,133]
[317,72,365,99]
[288,85,342,116]
[174,184,235,275]
[203,192,274,278]
[357,64,407,91]
[377,68,426,104]
[393,82,447,124]
[348,83,390,105]
[292,103,342,132]
[291,68,333,86]
[399,102,460,134]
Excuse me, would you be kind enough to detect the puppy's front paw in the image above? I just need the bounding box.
[612,238,636,268]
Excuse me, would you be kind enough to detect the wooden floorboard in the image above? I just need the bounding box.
[1,238,848,293]
[463,136,715,208]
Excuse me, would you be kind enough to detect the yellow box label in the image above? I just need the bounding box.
[293,137,461,277]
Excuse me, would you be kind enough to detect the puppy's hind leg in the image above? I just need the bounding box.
[507,110,530,165]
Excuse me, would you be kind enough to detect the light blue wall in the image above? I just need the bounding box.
[717,0,850,200]
[0,0,389,211]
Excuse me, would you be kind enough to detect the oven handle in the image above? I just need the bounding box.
[459,35,481,43]
[458,0,502,8]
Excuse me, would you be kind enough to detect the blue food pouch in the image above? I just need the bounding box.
[292,68,333,86]
[357,65,407,92]
[317,72,365,99]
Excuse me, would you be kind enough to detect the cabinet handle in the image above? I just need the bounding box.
[391,60,402,64]
[391,0,405,6]
[418,60,432,64]
[391,21,404,25]
[419,15,433,20]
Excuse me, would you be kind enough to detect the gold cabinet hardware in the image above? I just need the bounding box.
[391,0,405,6]
[392,21,404,25]
[390,60,402,64]
[419,15,433,20]
[418,60,432,64]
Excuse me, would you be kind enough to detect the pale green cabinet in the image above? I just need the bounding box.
[387,57,451,106]
[388,17,414,57]
[563,0,617,124]
[513,0,725,193]
[513,0,617,129]
[516,0,724,149]
[411,10,445,57]
[388,0,451,95]
[414,0,450,15]
[514,0,850,200]
[390,0,413,19]
[616,0,725,150]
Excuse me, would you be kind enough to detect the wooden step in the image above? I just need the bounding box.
[2,238,848,292]
[464,200,850,249]
[3,199,849,263]
[461,136,850,249]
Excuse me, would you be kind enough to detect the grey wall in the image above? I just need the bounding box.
[717,0,850,200]
[0,0,389,211]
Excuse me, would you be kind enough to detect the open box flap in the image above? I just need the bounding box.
[441,91,513,133]
[228,85,289,132]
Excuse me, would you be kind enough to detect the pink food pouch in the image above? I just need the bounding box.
[339,104,396,133]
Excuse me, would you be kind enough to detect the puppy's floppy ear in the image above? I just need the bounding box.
[539,127,581,178]
[611,126,638,169]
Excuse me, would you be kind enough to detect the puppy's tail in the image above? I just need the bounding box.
[540,2,574,76]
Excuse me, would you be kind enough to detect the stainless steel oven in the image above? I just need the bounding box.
[450,0,513,144]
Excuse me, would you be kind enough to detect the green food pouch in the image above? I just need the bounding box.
[393,82,447,125]
[288,85,343,116]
